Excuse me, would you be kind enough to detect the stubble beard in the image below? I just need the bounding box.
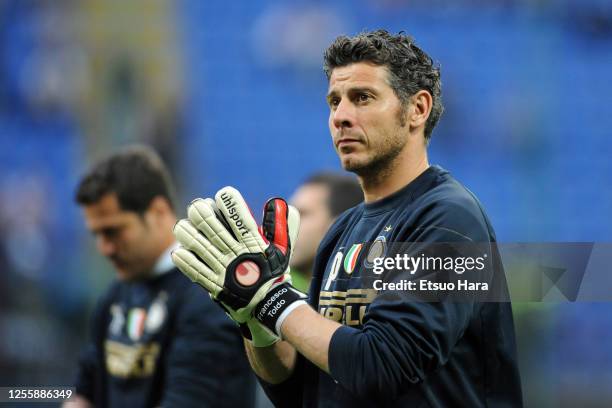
[342,110,408,186]
[343,140,403,180]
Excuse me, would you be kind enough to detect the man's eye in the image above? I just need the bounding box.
[358,93,370,102]
[329,98,340,108]
[101,228,120,238]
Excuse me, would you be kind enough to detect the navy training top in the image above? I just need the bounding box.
[75,268,256,408]
[262,165,523,407]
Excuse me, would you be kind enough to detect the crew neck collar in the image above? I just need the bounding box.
[362,165,446,216]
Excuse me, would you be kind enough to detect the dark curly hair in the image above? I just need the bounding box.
[323,29,443,141]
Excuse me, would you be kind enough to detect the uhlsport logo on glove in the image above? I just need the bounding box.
[219,191,250,237]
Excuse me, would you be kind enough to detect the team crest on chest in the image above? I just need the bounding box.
[364,235,387,269]
[145,292,168,334]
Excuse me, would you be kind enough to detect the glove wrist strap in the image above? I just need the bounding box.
[254,283,307,337]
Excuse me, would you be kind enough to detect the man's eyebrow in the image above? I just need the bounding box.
[326,86,378,101]
[326,90,338,101]
[348,86,378,95]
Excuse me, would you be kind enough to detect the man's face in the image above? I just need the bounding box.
[82,193,160,281]
[290,183,333,273]
[327,62,408,175]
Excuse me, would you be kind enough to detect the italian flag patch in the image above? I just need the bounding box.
[343,244,363,275]
[127,308,147,341]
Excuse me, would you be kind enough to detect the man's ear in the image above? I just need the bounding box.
[145,196,173,224]
[408,90,433,131]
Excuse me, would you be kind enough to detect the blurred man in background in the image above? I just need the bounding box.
[289,172,362,292]
[69,146,254,408]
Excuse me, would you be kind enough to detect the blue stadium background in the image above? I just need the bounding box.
[0,0,611,406]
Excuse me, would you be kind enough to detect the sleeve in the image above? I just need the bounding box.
[255,212,352,407]
[257,356,305,408]
[328,202,491,400]
[74,343,98,400]
[159,284,256,408]
[74,289,113,404]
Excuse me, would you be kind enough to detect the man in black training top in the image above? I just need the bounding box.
[172,30,523,407]
[70,146,255,408]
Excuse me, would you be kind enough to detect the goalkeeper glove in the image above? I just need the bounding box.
[172,187,307,345]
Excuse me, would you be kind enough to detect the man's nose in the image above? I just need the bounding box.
[332,100,354,130]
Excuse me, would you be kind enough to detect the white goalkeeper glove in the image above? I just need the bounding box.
[172,187,307,346]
